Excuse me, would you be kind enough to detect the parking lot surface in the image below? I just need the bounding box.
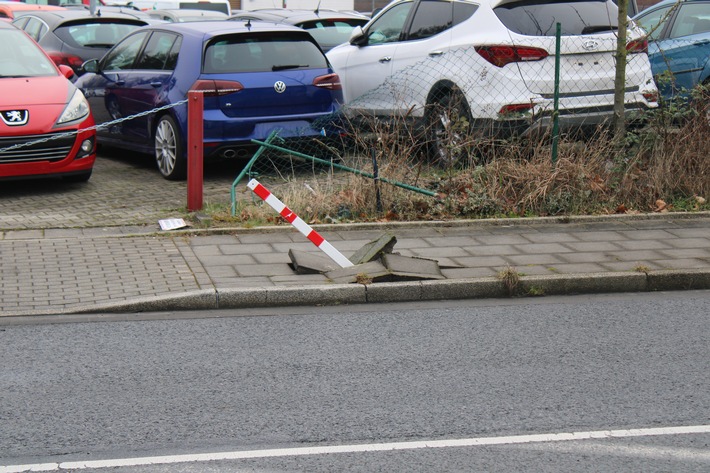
[0,150,241,230]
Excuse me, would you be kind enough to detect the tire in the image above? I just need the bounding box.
[154,115,186,180]
[425,89,472,168]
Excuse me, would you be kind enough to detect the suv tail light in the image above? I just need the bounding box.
[626,38,648,54]
[475,45,549,67]
[190,79,244,97]
[499,103,534,115]
[47,52,84,70]
[642,90,659,103]
[313,73,342,90]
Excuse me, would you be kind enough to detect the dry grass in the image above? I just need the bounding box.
[225,88,709,226]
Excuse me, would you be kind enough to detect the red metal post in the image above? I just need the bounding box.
[187,91,204,211]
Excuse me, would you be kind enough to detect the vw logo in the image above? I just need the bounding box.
[582,40,600,51]
[1,110,29,126]
[274,81,287,94]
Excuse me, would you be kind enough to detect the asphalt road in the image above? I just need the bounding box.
[1,291,709,472]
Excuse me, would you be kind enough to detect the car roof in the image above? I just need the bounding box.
[0,3,66,19]
[14,8,151,24]
[146,19,310,36]
[231,8,369,24]
[151,8,228,16]
[0,3,66,12]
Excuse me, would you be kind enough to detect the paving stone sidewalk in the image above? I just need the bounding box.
[1,214,709,317]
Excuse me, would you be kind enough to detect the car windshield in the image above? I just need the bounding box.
[204,32,328,73]
[0,29,58,77]
[494,0,619,36]
[54,21,144,48]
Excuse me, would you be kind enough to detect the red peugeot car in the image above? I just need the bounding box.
[0,21,96,182]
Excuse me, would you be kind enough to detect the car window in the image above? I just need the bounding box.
[453,1,478,26]
[20,17,48,41]
[0,29,57,77]
[54,21,144,48]
[299,19,367,49]
[407,0,453,41]
[494,0,620,36]
[634,5,674,40]
[204,32,328,73]
[11,17,29,29]
[101,30,149,70]
[669,3,710,38]
[366,1,414,44]
[134,31,181,70]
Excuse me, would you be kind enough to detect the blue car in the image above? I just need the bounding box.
[633,0,710,99]
[76,21,344,179]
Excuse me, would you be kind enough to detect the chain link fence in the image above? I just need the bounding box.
[233,31,665,208]
[5,27,705,218]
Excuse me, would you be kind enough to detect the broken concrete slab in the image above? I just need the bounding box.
[382,253,445,280]
[349,233,397,265]
[326,261,390,284]
[289,249,342,274]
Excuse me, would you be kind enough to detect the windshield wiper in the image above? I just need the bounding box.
[272,64,309,71]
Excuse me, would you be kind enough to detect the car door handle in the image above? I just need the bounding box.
[115,80,125,86]
[429,50,444,57]
[150,82,162,88]
[379,56,392,63]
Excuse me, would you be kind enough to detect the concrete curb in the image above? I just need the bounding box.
[59,269,710,316]
[164,210,710,238]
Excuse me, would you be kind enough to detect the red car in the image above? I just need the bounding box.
[0,20,96,182]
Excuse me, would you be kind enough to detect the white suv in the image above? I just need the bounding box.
[327,0,659,164]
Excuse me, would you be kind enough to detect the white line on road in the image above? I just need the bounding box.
[2,424,709,472]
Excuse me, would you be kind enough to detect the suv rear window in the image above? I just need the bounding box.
[494,0,619,36]
[204,33,328,73]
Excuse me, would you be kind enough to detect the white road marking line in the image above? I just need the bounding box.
[2,424,709,472]
[521,441,710,461]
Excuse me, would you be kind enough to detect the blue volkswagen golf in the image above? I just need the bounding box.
[76,21,344,179]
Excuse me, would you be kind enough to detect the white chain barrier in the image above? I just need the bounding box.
[0,99,188,154]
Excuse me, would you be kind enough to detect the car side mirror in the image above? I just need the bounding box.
[81,59,99,74]
[58,64,75,80]
[349,26,366,46]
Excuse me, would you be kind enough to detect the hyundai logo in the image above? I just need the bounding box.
[582,40,600,51]
[1,110,29,126]
[274,81,287,93]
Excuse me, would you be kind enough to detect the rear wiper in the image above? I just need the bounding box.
[272,64,309,71]
[581,25,618,34]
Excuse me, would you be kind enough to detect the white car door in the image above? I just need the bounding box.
[327,0,415,108]
[386,0,457,115]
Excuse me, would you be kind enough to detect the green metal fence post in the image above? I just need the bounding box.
[230,130,279,216]
[552,22,561,166]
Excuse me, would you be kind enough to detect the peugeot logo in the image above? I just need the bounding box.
[582,40,600,51]
[274,81,287,94]
[1,110,29,126]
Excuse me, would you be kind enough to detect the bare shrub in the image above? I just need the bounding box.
[228,85,708,224]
